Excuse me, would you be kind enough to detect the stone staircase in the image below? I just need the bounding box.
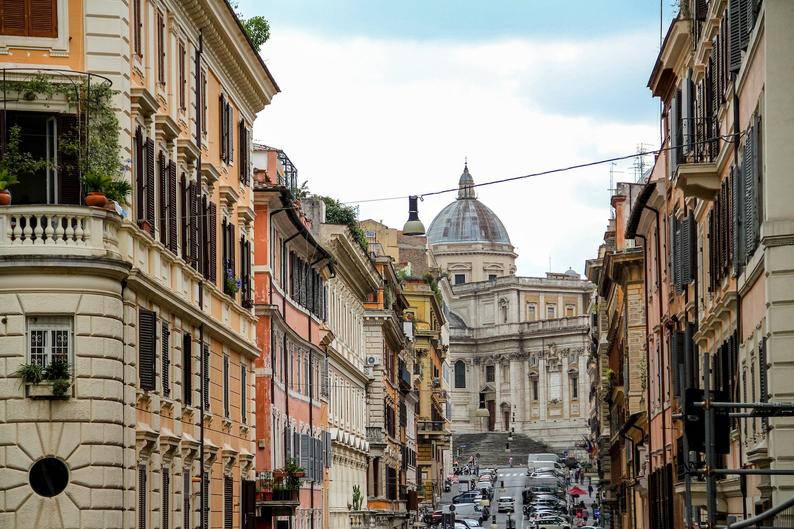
[452,432,554,467]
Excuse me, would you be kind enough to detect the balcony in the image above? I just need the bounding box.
[417,420,451,448]
[398,365,412,393]
[674,117,721,200]
[0,206,121,259]
[256,488,299,518]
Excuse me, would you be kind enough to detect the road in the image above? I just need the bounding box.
[440,466,527,529]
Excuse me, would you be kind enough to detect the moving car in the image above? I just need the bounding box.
[449,503,486,522]
[453,491,483,504]
[497,496,515,513]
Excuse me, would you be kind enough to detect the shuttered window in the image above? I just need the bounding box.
[159,151,168,246]
[202,342,210,410]
[135,127,145,223]
[139,309,156,391]
[182,332,192,406]
[133,0,142,56]
[200,195,209,278]
[224,475,233,529]
[138,464,147,529]
[241,480,255,529]
[156,10,166,85]
[183,472,191,529]
[223,355,230,418]
[162,321,170,397]
[179,175,187,260]
[201,477,209,529]
[0,0,57,38]
[238,120,249,185]
[201,72,208,135]
[178,42,186,110]
[743,117,762,260]
[209,203,217,284]
[759,336,768,431]
[162,469,170,529]
[240,363,247,423]
[168,161,177,254]
[146,138,155,226]
[220,95,228,163]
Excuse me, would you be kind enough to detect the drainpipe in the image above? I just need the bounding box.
[195,30,205,529]
[199,323,206,529]
[309,329,315,529]
[121,279,128,525]
[635,235,653,478]
[731,71,748,521]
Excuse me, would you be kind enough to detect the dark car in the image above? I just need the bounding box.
[453,491,483,504]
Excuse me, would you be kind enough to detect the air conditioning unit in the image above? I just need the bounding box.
[366,355,381,366]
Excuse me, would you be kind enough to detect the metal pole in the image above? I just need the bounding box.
[704,354,717,528]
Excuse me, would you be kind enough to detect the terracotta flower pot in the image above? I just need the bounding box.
[291,470,305,478]
[0,190,10,206]
[85,192,108,208]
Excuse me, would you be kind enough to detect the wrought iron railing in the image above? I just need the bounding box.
[678,116,720,165]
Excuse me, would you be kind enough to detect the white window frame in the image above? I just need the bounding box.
[27,316,73,367]
[0,0,70,57]
[546,305,556,319]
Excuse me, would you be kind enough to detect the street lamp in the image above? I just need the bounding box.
[402,195,426,236]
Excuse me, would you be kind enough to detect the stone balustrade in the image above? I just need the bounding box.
[0,205,120,258]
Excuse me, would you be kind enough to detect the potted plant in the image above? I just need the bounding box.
[81,171,112,207]
[284,457,306,480]
[104,177,133,212]
[224,267,241,297]
[0,168,18,206]
[15,358,71,398]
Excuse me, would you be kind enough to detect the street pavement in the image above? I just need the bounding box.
[439,468,601,529]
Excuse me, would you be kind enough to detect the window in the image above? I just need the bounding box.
[570,375,578,399]
[132,0,142,57]
[240,363,247,423]
[183,472,191,529]
[219,95,233,164]
[454,274,466,285]
[1,0,58,38]
[29,457,69,497]
[224,475,233,529]
[546,304,556,320]
[178,41,186,110]
[162,321,170,397]
[156,10,166,85]
[139,309,157,391]
[182,332,192,406]
[532,379,539,400]
[239,120,250,185]
[27,316,71,367]
[202,343,210,410]
[223,355,230,418]
[162,469,170,529]
[201,71,208,134]
[454,361,466,389]
[485,365,495,383]
[138,464,147,529]
[527,303,537,321]
[488,274,498,281]
[565,305,576,317]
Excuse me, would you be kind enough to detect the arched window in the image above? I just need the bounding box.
[454,360,466,388]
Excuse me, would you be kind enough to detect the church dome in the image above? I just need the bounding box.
[427,164,511,245]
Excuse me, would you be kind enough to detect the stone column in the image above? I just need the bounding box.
[494,358,502,428]
[539,356,547,422]
[509,356,520,432]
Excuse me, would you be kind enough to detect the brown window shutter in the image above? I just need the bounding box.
[230,223,236,281]
[157,11,165,84]
[201,195,209,277]
[161,321,170,397]
[182,332,192,406]
[162,470,170,529]
[179,175,187,259]
[139,308,156,391]
[133,0,142,56]
[228,104,233,163]
[146,138,155,223]
[159,151,167,245]
[191,183,200,269]
[168,161,177,253]
[209,203,217,284]
[1,0,27,36]
[138,465,147,529]
[135,127,145,220]
[219,95,226,162]
[224,475,233,529]
[202,342,210,410]
[28,0,57,37]
[178,42,186,109]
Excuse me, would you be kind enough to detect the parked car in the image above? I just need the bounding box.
[497,496,515,513]
[449,503,486,522]
[532,516,571,529]
[457,519,483,528]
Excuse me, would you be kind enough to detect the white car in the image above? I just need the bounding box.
[497,496,515,513]
[533,516,571,529]
[457,519,483,528]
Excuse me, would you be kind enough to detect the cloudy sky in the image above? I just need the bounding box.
[238,0,676,277]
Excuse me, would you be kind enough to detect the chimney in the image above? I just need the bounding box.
[611,194,627,250]
[300,196,326,238]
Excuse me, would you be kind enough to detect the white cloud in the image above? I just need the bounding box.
[253,29,658,276]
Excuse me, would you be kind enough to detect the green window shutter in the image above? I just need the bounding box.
[744,123,757,258]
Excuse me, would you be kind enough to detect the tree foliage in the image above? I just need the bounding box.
[323,197,368,252]
[230,1,271,49]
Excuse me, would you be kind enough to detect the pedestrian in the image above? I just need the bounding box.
[588,484,593,497]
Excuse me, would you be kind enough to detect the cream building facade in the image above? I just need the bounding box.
[318,222,379,529]
[0,1,275,528]
[428,166,594,450]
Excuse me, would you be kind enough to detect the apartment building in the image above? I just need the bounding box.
[0,1,276,528]
[586,183,649,529]
[585,1,794,527]
[252,150,331,529]
[316,218,381,529]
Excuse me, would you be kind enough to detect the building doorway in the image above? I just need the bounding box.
[487,400,495,431]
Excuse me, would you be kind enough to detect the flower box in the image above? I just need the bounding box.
[26,382,72,399]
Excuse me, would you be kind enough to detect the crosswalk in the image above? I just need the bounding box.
[497,472,524,478]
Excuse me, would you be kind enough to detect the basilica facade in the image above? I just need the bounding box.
[428,165,595,449]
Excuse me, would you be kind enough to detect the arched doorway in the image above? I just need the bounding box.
[501,402,511,431]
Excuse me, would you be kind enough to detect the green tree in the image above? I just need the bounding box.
[230,1,271,49]
[323,197,368,251]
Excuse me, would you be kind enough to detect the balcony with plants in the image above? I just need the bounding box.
[0,69,129,260]
[255,458,303,518]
